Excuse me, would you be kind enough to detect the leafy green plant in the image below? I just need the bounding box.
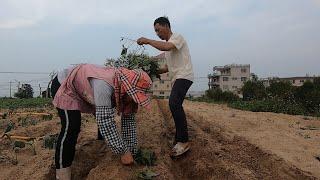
[136,168,159,180]
[42,114,53,121]
[14,141,26,148]
[30,119,38,125]
[105,38,160,80]
[18,117,38,127]
[1,113,7,119]
[43,134,59,149]
[134,148,157,166]
[105,53,160,80]
[14,84,34,98]
[205,88,239,102]
[241,80,266,101]
[4,121,14,133]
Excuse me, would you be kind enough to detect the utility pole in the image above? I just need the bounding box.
[39,84,42,97]
[9,81,12,98]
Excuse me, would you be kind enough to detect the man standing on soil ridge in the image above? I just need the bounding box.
[137,16,194,157]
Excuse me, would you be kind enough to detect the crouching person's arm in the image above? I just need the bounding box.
[95,106,134,165]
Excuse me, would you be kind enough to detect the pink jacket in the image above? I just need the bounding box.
[52,64,115,113]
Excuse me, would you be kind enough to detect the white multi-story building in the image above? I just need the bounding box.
[261,76,315,87]
[208,64,250,95]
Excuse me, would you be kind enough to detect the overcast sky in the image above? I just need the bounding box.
[0,0,320,94]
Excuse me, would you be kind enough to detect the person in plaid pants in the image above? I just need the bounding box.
[51,64,152,180]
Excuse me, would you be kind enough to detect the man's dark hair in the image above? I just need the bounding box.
[154,16,171,28]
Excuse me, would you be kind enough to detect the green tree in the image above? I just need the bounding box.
[241,80,266,101]
[205,88,239,102]
[14,84,34,98]
[266,81,294,99]
[251,73,258,82]
[295,81,320,115]
[313,76,320,89]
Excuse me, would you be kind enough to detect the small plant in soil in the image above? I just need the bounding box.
[9,136,37,155]
[304,134,311,139]
[43,134,59,149]
[134,148,157,166]
[136,168,159,180]
[18,116,38,127]
[42,114,53,121]
[1,112,7,119]
[4,120,14,133]
[13,141,26,148]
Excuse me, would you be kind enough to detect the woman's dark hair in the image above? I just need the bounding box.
[154,16,171,28]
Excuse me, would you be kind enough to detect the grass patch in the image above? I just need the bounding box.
[0,98,52,109]
[228,99,319,116]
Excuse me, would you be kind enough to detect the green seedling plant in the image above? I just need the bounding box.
[43,134,59,149]
[136,168,159,180]
[14,141,26,148]
[18,116,38,127]
[0,134,37,165]
[134,148,157,166]
[4,121,14,133]
[1,113,7,119]
[7,135,37,155]
[42,114,53,121]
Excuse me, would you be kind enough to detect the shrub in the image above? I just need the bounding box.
[242,80,266,101]
[14,84,34,99]
[229,99,305,115]
[295,81,320,115]
[205,88,239,102]
[266,81,294,99]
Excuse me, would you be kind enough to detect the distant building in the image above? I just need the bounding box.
[208,64,250,95]
[151,53,172,99]
[261,76,315,87]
